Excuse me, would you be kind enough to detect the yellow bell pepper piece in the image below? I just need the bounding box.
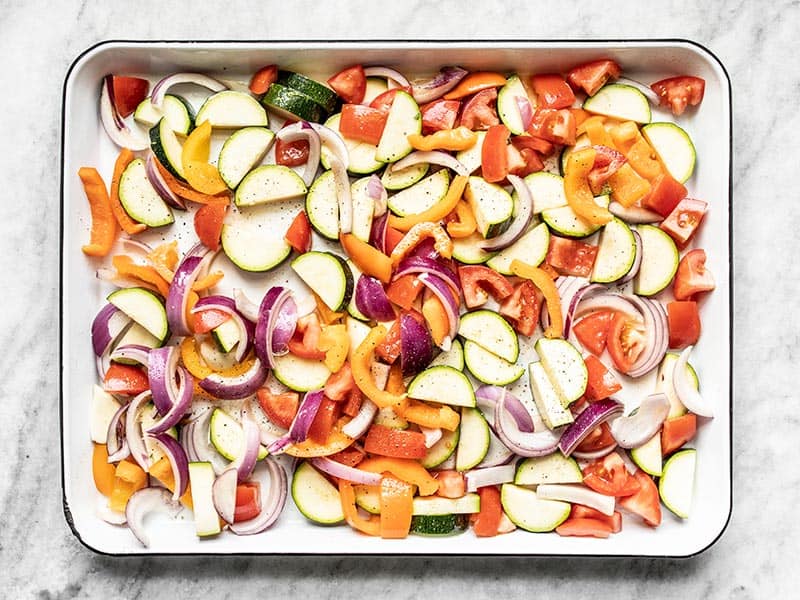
[387,174,468,232]
[351,326,408,410]
[407,126,477,152]
[563,147,613,226]
[181,121,228,195]
[318,324,349,373]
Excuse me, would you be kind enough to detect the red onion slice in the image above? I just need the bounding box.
[277,122,322,186]
[419,426,443,448]
[255,286,297,368]
[228,413,261,482]
[537,483,615,516]
[610,392,670,448]
[572,443,618,460]
[229,458,288,535]
[100,75,149,150]
[311,457,383,485]
[494,390,563,457]
[411,66,469,104]
[363,66,411,90]
[674,345,713,417]
[563,282,606,339]
[267,389,326,454]
[366,175,388,217]
[145,152,186,210]
[125,487,182,547]
[475,385,534,433]
[558,398,624,456]
[110,343,152,367]
[395,256,460,294]
[106,402,130,463]
[166,247,211,337]
[400,312,434,376]
[147,366,193,435]
[480,174,533,252]
[211,467,238,524]
[355,275,396,322]
[608,201,662,224]
[148,432,189,499]
[369,212,389,254]
[150,72,227,109]
[573,292,643,322]
[417,273,459,351]
[125,391,155,470]
[199,357,268,400]
[465,464,516,492]
[391,150,470,177]
[92,303,132,357]
[147,346,179,415]
[515,95,534,131]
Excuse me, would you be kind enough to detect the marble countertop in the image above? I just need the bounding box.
[3,0,794,597]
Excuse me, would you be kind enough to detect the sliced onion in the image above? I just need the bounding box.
[255,286,297,368]
[617,229,643,284]
[341,398,378,439]
[327,153,352,234]
[109,343,151,367]
[674,345,713,417]
[125,391,155,470]
[268,389,325,454]
[408,237,440,262]
[228,413,261,482]
[391,150,470,177]
[106,402,130,463]
[147,345,179,415]
[311,457,383,485]
[563,282,606,339]
[188,409,229,474]
[145,152,186,210]
[233,288,260,322]
[515,95,534,131]
[307,122,350,169]
[125,487,182,547]
[96,496,127,525]
[608,201,662,224]
[411,66,468,104]
[147,366,193,435]
[395,256,460,294]
[610,393,670,449]
[480,174,533,252]
[536,483,615,516]
[150,72,227,109]
[494,390,562,457]
[211,467,238,524]
[476,428,515,468]
[624,296,668,378]
[417,273,459,351]
[363,66,411,90]
[465,464,516,492]
[572,444,618,460]
[558,398,624,456]
[193,294,256,363]
[148,432,189,499]
[166,246,212,337]
[617,77,661,105]
[92,303,131,357]
[229,458,288,535]
[475,385,534,433]
[100,75,148,150]
[366,174,388,217]
[369,211,389,254]
[419,426,443,448]
[199,357,268,400]
[573,292,643,321]
[400,312,433,376]
[355,275,396,322]
[277,122,321,186]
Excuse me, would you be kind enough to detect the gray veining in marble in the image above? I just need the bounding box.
[1,0,797,597]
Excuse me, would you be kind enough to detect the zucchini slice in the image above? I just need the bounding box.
[455,407,490,471]
[149,117,185,179]
[262,83,327,123]
[642,122,697,183]
[291,251,354,312]
[633,224,679,296]
[464,176,514,238]
[291,461,345,524]
[535,337,588,408]
[305,169,339,240]
[381,161,429,191]
[106,287,169,343]
[375,90,421,163]
[501,483,571,533]
[463,340,525,386]
[486,222,550,275]
[217,127,275,189]
[387,169,450,216]
[278,71,339,113]
[458,309,519,363]
[322,113,383,175]
[234,164,307,207]
[528,361,574,430]
[514,454,583,486]
[583,83,651,124]
[591,217,637,283]
[496,75,530,135]
[407,365,476,408]
[220,203,293,272]
[541,194,610,238]
[195,90,269,128]
[134,94,194,134]
[118,158,175,227]
[272,353,332,392]
[188,462,222,537]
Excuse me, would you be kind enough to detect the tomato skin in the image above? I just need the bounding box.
[192,307,231,334]
[566,59,621,96]
[528,108,576,146]
[103,363,150,396]
[573,310,615,356]
[650,76,705,116]
[641,172,688,218]
[339,103,388,145]
[546,235,598,278]
[363,424,428,459]
[481,124,511,183]
[193,200,227,251]
[327,65,367,104]
[531,73,576,109]
[507,144,544,177]
[511,134,554,157]
[249,64,278,95]
[284,210,312,254]
[458,265,514,308]
[618,469,661,526]
[275,137,310,167]
[667,301,701,348]
[420,99,460,134]
[288,314,326,360]
[375,319,402,364]
[674,249,715,300]
[607,312,647,373]
[257,387,300,430]
[499,280,541,337]
[324,362,355,401]
[660,198,708,246]
[234,482,261,523]
[661,414,697,456]
[583,355,623,402]
[369,89,400,111]
[111,76,149,118]
[556,517,613,538]
[459,88,500,131]
[570,505,622,533]
[582,452,641,497]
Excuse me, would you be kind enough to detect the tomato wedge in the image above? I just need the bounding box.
[528,108,576,146]
[573,310,615,356]
[641,172,688,218]
[661,414,698,456]
[582,452,641,497]
[618,469,661,526]
[421,99,460,134]
[566,59,621,96]
[499,279,541,337]
[556,517,613,538]
[607,312,647,373]
[386,274,424,310]
[111,76,149,118]
[249,64,278,95]
[459,88,500,131]
[582,355,623,402]
[459,265,514,308]
[103,363,150,396]
[327,65,366,104]
[650,75,705,116]
[472,486,503,537]
[193,200,227,251]
[192,307,231,334]
[546,235,598,278]
[256,387,300,430]
[574,422,616,453]
[275,137,310,167]
[234,482,261,522]
[339,103,389,145]
[284,210,312,254]
[531,73,576,109]
[667,300,701,349]
[674,249,715,300]
[660,198,708,246]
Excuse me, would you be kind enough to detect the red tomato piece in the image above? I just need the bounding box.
[420,99,461,134]
[434,470,466,499]
[324,362,355,401]
[256,387,300,430]
[308,397,341,445]
[531,73,576,109]
[511,134,555,157]
[342,387,364,418]
[329,445,366,467]
[650,76,706,116]
[103,363,150,396]
[583,354,623,401]
[566,59,621,96]
[546,235,598,277]
[573,309,615,356]
[570,504,622,533]
[556,517,613,538]
[507,143,544,177]
[193,201,227,251]
[674,249,715,301]
[111,76,149,118]
[383,227,406,255]
[481,124,511,183]
[528,108,576,146]
[588,145,627,194]
[363,424,428,459]
[375,319,402,364]
[660,198,708,246]
[284,210,312,254]
[618,469,662,526]
[661,414,697,456]
[249,64,278,95]
[667,301,701,349]
[327,65,366,104]
[288,314,326,360]
[458,265,514,308]
[339,103,389,145]
[641,172,688,218]
[582,452,641,497]
[234,482,261,523]
[369,89,400,111]
[275,137,310,167]
[459,88,500,131]
[499,280,541,337]
[607,312,647,374]
[472,486,503,537]
[386,274,424,310]
[575,422,617,454]
[192,307,231,334]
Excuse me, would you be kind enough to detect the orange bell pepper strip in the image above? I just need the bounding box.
[563,147,613,226]
[192,270,224,292]
[443,72,508,100]
[314,292,345,325]
[92,443,117,497]
[611,121,663,181]
[318,323,350,372]
[607,163,652,208]
[339,480,381,536]
[180,337,259,381]
[78,167,118,257]
[386,362,406,395]
[421,293,450,348]
[351,326,408,410]
[399,399,460,431]
[578,115,616,148]
[390,222,453,266]
[108,459,148,512]
[181,121,229,195]
[149,456,194,509]
[112,254,171,298]
[388,174,468,232]
[340,233,393,284]
[510,259,563,339]
[154,156,231,205]
[108,148,148,235]
[408,126,477,152]
[446,199,477,238]
[379,476,414,539]
[357,456,439,496]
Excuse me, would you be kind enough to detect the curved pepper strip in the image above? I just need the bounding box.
[443,72,508,100]
[388,174,468,232]
[407,126,477,152]
[340,233,393,284]
[357,456,439,496]
[563,147,613,226]
[510,259,563,339]
[109,148,147,235]
[390,222,453,266]
[78,167,118,257]
[182,121,229,195]
[399,399,460,431]
[379,476,414,539]
[112,254,170,297]
[351,326,408,410]
[611,121,663,181]
[446,199,477,238]
[339,480,381,536]
[154,155,231,205]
